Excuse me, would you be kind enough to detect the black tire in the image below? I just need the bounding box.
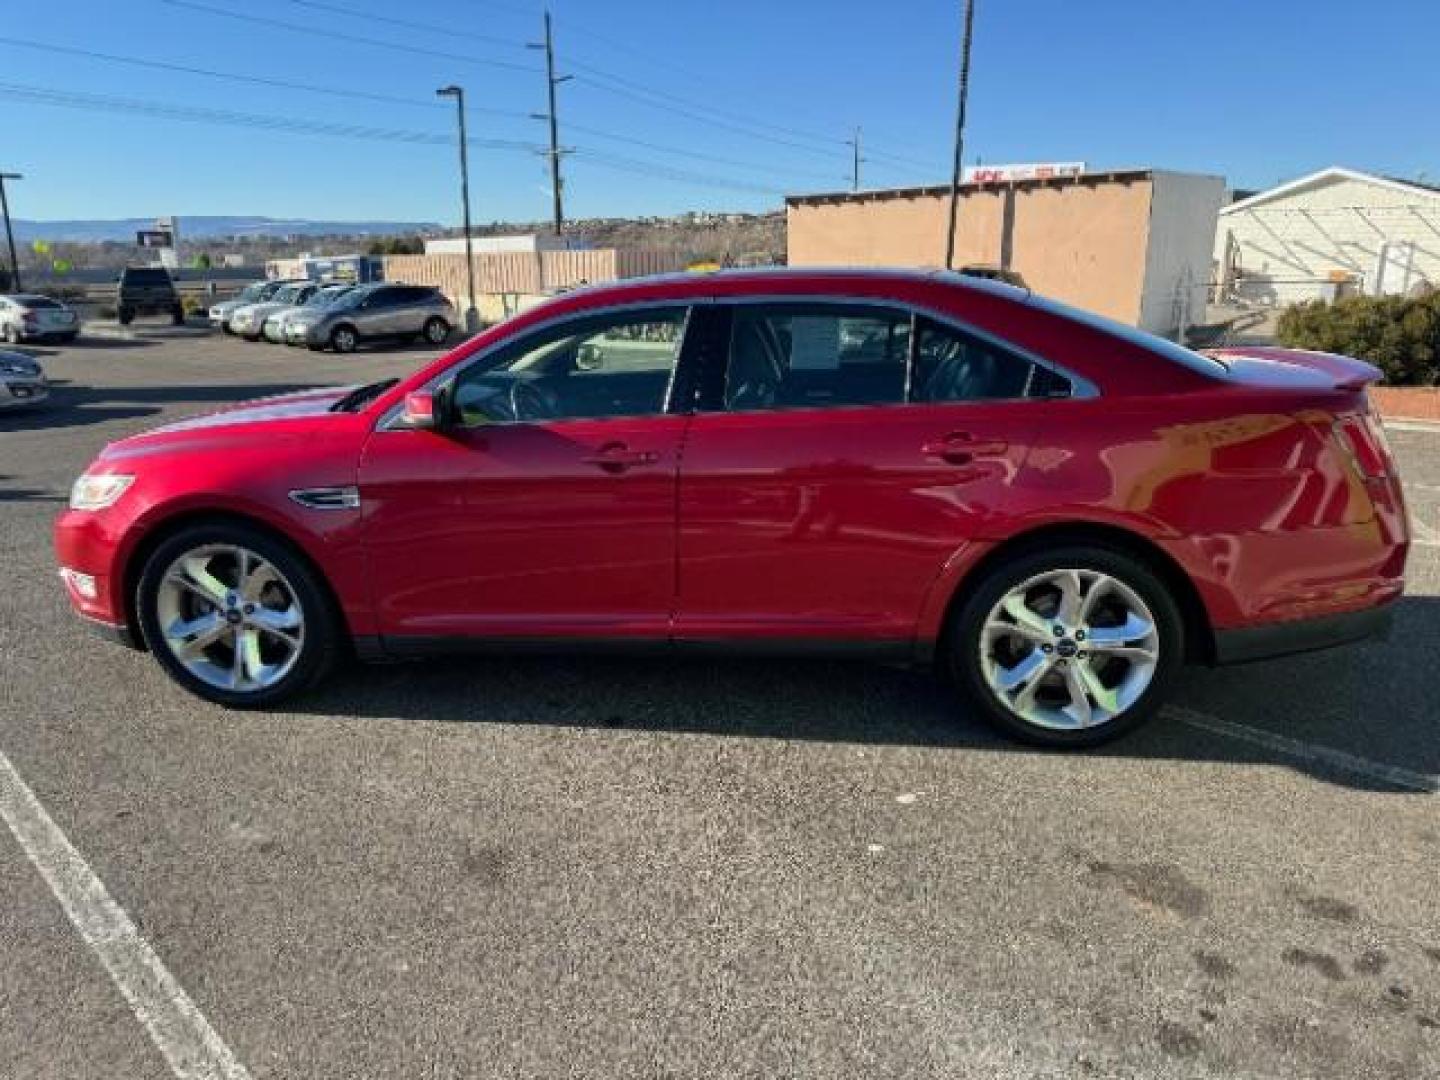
[118,307,134,326]
[947,543,1184,748]
[329,324,358,353]
[171,307,186,326]
[57,333,78,344]
[422,317,450,346]
[135,521,342,709]
[221,322,235,336]
[307,344,325,352]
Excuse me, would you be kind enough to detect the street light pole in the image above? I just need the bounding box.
[437,85,478,331]
[0,173,22,292]
[944,0,976,270]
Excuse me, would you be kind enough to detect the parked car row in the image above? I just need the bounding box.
[212,281,456,353]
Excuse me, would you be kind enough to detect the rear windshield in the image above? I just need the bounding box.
[123,268,172,284]
[1018,289,1229,377]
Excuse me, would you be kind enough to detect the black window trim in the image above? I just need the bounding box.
[703,294,1096,416]
[377,297,704,432]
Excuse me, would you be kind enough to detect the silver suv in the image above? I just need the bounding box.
[284,283,455,353]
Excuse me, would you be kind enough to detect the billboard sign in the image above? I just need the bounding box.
[963,162,1085,184]
[135,230,174,248]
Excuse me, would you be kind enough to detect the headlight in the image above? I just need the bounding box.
[69,473,135,511]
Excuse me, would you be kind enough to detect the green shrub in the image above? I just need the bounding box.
[1276,289,1440,386]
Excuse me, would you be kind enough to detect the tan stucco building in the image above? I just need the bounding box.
[786,169,1224,336]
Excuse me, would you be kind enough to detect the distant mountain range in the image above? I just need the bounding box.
[11,217,440,243]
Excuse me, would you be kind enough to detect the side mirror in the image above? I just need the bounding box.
[399,390,440,430]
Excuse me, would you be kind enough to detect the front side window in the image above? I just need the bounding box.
[725,304,910,411]
[452,307,689,425]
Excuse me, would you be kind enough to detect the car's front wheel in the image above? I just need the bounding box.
[136,522,341,708]
[948,544,1183,747]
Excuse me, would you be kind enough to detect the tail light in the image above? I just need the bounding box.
[1333,413,1392,479]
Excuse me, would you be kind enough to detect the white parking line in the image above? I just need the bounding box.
[1167,706,1439,793]
[0,750,253,1080]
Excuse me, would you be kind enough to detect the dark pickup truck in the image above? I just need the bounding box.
[117,266,185,326]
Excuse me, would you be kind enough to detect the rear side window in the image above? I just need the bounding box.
[725,304,910,411]
[913,317,1050,402]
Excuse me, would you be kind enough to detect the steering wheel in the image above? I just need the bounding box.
[507,378,557,422]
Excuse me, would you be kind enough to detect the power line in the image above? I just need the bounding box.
[563,122,842,185]
[0,79,789,197]
[161,0,541,74]
[0,81,543,150]
[571,150,784,197]
[170,0,938,172]
[278,0,525,51]
[0,34,531,117]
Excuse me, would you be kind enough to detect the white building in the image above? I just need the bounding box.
[423,233,574,256]
[1215,166,1440,305]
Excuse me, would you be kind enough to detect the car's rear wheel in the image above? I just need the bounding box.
[117,307,134,326]
[948,544,1183,747]
[136,522,341,708]
[329,325,358,353]
[423,317,450,345]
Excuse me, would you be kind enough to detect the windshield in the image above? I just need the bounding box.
[236,282,267,302]
[16,296,61,309]
[332,289,370,309]
[307,287,351,307]
[273,284,304,303]
[123,267,170,285]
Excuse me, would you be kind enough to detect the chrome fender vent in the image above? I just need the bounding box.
[288,486,360,510]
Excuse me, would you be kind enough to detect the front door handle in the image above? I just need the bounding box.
[582,442,660,473]
[921,433,1009,464]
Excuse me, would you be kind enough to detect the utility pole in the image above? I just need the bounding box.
[944,0,976,270]
[436,86,478,331]
[529,11,572,238]
[846,127,864,192]
[0,173,21,292]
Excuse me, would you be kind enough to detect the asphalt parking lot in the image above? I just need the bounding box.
[1,327,1438,1079]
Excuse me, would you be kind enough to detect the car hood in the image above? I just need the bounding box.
[99,385,358,460]
[211,297,256,313]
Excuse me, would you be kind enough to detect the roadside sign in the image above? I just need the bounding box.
[136,230,174,248]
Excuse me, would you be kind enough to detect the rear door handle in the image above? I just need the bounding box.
[582,442,661,472]
[921,433,1009,464]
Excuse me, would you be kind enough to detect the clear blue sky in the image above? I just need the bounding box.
[2,0,1434,225]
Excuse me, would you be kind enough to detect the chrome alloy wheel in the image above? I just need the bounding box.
[979,568,1160,731]
[154,544,305,693]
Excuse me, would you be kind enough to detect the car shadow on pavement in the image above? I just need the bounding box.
[292,595,1439,795]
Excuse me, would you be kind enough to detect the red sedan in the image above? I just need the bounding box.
[55,270,1409,746]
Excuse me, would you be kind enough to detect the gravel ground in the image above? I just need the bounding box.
[1,328,1437,1079]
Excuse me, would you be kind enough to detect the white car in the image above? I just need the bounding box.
[0,294,80,344]
[0,350,48,407]
[209,279,305,334]
[263,283,354,343]
[229,281,323,341]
